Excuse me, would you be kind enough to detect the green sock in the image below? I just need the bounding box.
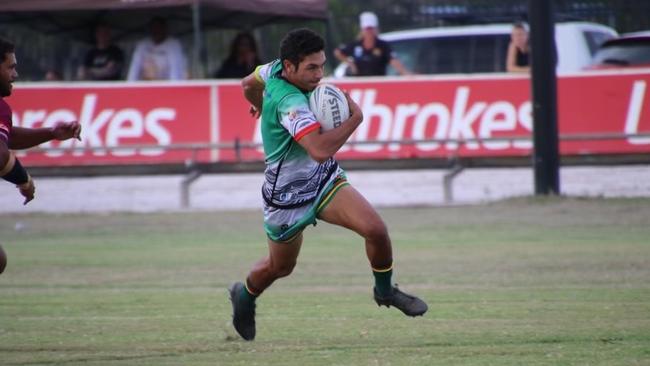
[373,267,393,297]
[240,281,258,303]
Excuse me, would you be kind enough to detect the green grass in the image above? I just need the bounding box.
[1,196,649,365]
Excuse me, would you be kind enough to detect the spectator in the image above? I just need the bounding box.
[127,17,187,81]
[44,69,62,81]
[334,11,412,76]
[506,22,530,73]
[79,23,124,81]
[214,32,261,79]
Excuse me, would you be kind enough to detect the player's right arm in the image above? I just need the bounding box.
[242,70,264,118]
[242,60,279,118]
[297,93,363,163]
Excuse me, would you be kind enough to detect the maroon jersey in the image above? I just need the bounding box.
[0,98,11,144]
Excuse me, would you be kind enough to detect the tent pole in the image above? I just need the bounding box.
[191,0,204,78]
[324,11,337,75]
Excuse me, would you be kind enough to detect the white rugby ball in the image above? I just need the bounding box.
[309,84,350,131]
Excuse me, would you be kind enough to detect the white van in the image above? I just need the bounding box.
[334,22,617,76]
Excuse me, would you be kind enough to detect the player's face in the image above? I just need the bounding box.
[0,52,18,97]
[285,51,325,92]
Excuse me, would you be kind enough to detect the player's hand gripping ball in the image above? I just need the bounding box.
[309,84,350,131]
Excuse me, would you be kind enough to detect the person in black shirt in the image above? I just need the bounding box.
[506,22,530,73]
[80,23,124,80]
[214,32,262,79]
[334,12,412,76]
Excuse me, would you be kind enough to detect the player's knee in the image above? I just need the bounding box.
[272,260,297,278]
[363,219,389,243]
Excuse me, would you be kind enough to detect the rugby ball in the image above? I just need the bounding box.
[309,84,350,131]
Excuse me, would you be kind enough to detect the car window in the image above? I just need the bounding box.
[583,31,615,55]
[386,38,426,75]
[592,41,650,65]
[387,34,510,75]
[470,34,510,73]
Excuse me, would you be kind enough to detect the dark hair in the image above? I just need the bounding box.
[0,37,15,64]
[94,21,109,30]
[228,32,259,60]
[280,28,324,70]
[150,16,167,27]
[513,22,528,31]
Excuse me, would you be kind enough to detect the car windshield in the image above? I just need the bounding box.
[592,40,650,66]
[583,31,615,55]
[387,34,510,75]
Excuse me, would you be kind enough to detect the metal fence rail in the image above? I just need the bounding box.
[22,132,650,207]
[27,131,650,158]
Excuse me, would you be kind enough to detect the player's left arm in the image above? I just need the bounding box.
[9,121,81,150]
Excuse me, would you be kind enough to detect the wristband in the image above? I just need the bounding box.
[0,151,16,176]
[2,155,30,185]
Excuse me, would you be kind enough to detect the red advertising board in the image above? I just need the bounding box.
[8,83,216,165]
[6,70,650,166]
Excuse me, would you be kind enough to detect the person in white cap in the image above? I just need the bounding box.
[334,11,412,76]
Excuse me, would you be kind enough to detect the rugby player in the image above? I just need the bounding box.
[0,37,81,273]
[230,28,427,341]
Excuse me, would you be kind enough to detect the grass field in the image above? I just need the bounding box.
[1,197,649,366]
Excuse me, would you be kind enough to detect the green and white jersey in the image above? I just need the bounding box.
[255,60,339,209]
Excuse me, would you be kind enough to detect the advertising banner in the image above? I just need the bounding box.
[7,71,650,166]
[9,84,216,165]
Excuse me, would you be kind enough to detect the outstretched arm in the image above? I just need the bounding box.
[9,121,81,150]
